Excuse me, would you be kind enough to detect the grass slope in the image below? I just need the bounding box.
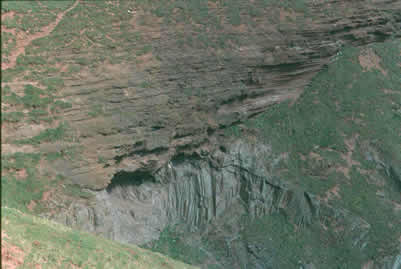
[228,39,401,267]
[1,207,198,269]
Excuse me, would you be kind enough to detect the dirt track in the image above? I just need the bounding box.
[1,0,80,71]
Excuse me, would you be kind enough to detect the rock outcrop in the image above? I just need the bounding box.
[46,0,401,190]
[56,140,320,245]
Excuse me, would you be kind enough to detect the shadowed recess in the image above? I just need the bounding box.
[106,170,155,192]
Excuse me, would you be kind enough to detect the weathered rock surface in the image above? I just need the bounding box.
[4,0,399,267]
[55,140,320,245]
[46,0,401,190]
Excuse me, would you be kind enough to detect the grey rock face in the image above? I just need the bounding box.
[56,140,320,245]
[375,254,401,269]
[392,254,401,269]
[303,263,317,269]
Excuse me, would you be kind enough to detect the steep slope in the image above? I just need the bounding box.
[1,0,401,269]
[41,39,401,268]
[2,0,400,192]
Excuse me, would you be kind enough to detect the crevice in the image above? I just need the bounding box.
[113,146,168,163]
[106,170,155,192]
[171,151,202,166]
[304,192,319,218]
[388,165,401,191]
[253,62,305,73]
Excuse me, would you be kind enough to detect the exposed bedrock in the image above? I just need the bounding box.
[56,140,319,245]
[51,0,401,190]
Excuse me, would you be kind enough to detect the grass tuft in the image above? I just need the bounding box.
[14,122,68,145]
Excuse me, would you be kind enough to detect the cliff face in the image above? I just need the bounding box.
[21,0,400,190]
[56,141,316,244]
[2,0,401,268]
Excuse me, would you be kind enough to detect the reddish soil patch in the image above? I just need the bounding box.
[2,81,41,87]
[208,1,219,9]
[362,260,374,269]
[41,190,53,202]
[126,248,137,256]
[338,135,360,178]
[54,62,69,73]
[336,166,351,179]
[358,48,387,76]
[2,25,16,34]
[231,24,248,33]
[299,154,307,161]
[309,151,323,161]
[69,263,83,269]
[334,225,345,234]
[135,52,157,70]
[15,168,28,180]
[105,34,116,43]
[1,238,26,269]
[2,231,10,239]
[2,144,36,155]
[322,184,341,203]
[27,200,37,212]
[1,11,16,21]
[102,62,131,75]
[2,0,80,71]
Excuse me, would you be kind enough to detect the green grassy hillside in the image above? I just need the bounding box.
[1,207,198,269]
[226,38,401,267]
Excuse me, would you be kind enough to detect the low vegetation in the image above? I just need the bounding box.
[14,122,68,145]
[225,39,401,265]
[2,111,25,123]
[148,39,401,267]
[2,152,44,212]
[2,207,198,269]
[147,226,209,265]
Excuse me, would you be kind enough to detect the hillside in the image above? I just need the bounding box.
[1,207,198,269]
[1,0,401,268]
